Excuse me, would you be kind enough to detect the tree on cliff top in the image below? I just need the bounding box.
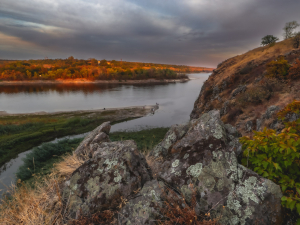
[293,32,300,48]
[283,21,299,39]
[261,35,279,46]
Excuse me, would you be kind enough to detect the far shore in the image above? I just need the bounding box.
[0,105,158,117]
[0,78,190,85]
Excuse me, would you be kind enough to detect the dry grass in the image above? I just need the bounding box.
[0,175,64,225]
[0,152,88,225]
[157,185,219,225]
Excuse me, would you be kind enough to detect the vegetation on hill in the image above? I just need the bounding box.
[0,57,212,81]
[241,100,300,223]
[191,36,300,136]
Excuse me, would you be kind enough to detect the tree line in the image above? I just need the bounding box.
[0,58,208,81]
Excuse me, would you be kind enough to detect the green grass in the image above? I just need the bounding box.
[0,111,139,168]
[110,127,169,153]
[16,138,83,181]
[18,127,169,183]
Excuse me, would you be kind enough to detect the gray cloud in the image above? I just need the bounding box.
[0,0,300,67]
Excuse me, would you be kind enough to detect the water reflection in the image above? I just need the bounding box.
[0,73,210,197]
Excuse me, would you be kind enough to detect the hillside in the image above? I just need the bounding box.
[0,58,214,81]
[190,38,300,135]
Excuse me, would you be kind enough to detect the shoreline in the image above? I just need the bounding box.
[0,78,190,85]
[0,105,158,117]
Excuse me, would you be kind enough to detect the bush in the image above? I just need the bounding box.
[288,59,300,80]
[277,100,300,120]
[266,56,290,79]
[240,101,300,222]
[236,86,271,105]
[261,35,279,46]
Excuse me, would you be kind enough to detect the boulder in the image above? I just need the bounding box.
[153,110,283,224]
[63,140,152,219]
[74,121,111,156]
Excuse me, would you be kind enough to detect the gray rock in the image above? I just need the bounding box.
[155,110,282,224]
[116,180,165,225]
[245,120,253,132]
[263,105,280,120]
[257,106,281,131]
[220,101,230,116]
[231,85,247,99]
[149,123,190,159]
[63,140,152,219]
[256,118,263,131]
[224,123,241,138]
[74,122,111,156]
[286,112,300,122]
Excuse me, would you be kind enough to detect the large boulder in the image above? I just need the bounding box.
[74,121,111,156]
[149,110,283,225]
[63,140,152,219]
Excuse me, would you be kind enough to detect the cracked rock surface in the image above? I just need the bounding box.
[62,113,283,224]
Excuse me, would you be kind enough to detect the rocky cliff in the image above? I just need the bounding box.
[190,39,300,135]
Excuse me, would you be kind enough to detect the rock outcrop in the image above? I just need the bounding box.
[63,140,152,219]
[62,111,283,224]
[74,121,111,156]
[152,110,282,225]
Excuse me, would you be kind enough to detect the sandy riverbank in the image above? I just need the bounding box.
[0,78,189,85]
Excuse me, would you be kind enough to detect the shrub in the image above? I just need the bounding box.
[266,56,290,79]
[277,100,300,120]
[236,86,271,105]
[288,59,300,80]
[240,101,300,222]
[261,35,279,46]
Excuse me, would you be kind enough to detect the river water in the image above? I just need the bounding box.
[0,73,210,197]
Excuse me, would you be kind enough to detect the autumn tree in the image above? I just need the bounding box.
[283,21,299,39]
[99,59,108,66]
[261,35,279,46]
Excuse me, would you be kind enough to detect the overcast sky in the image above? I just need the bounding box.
[0,0,300,67]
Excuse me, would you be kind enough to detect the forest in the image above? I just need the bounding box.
[0,57,212,81]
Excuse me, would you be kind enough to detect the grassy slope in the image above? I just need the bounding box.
[192,38,300,135]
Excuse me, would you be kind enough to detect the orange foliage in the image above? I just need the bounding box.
[288,59,300,80]
[277,100,300,119]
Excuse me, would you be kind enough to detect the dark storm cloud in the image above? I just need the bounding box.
[0,0,300,67]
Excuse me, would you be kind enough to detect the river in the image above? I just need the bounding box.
[0,73,210,197]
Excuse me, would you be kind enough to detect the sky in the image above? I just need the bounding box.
[0,0,300,67]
